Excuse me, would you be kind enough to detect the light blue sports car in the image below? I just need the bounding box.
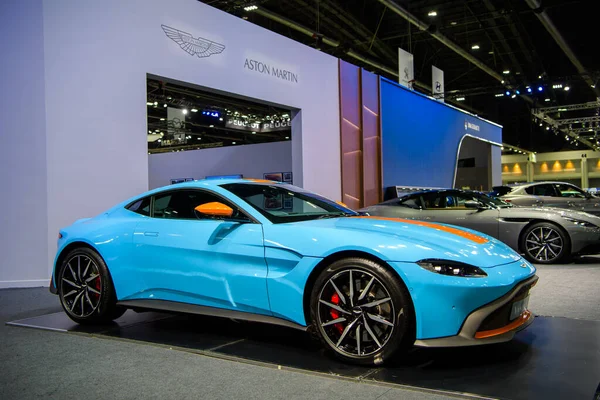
[50,179,538,365]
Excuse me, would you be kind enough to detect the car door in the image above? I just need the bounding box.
[130,189,271,315]
[513,183,558,207]
[418,191,500,238]
[552,183,600,214]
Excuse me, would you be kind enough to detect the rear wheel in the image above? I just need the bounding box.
[310,258,414,365]
[520,222,570,264]
[58,247,125,324]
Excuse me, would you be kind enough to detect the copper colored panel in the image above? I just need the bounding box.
[339,61,361,128]
[362,137,381,207]
[361,70,379,116]
[362,107,378,140]
[341,119,361,154]
[342,151,362,209]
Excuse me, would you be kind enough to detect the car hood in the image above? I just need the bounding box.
[276,216,521,268]
[500,206,600,223]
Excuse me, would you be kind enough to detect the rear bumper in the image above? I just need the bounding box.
[414,275,538,347]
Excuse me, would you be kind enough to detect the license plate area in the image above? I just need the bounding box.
[510,296,529,320]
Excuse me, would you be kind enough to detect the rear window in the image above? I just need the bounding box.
[490,186,513,197]
[126,197,151,216]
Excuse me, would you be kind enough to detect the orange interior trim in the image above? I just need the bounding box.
[245,178,275,183]
[354,216,489,244]
[195,202,233,217]
[475,310,532,339]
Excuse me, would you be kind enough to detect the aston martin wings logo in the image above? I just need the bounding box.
[161,25,225,58]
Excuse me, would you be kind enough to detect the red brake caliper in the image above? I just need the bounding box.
[329,293,345,334]
[92,276,101,299]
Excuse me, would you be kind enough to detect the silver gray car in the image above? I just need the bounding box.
[360,189,600,264]
[494,181,600,216]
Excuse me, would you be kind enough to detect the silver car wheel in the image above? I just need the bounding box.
[60,255,103,318]
[317,269,395,358]
[525,226,564,262]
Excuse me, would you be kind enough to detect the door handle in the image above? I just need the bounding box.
[144,231,159,237]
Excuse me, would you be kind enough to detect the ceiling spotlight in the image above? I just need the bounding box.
[153,101,158,106]
[244,5,258,11]
[285,136,290,139]
[456,97,465,101]
[146,102,153,106]
[428,11,437,17]
[505,90,511,96]
[503,70,510,74]
[511,94,517,98]
[209,125,214,128]
[545,98,551,102]
[182,109,188,115]
[516,90,521,95]
[564,86,570,91]
[552,84,563,89]
[495,93,504,97]
[163,104,167,107]
[251,131,256,134]
[592,84,596,88]
[160,118,165,121]
[546,126,550,130]
[197,137,201,140]
[191,109,198,112]
[219,118,223,121]
[527,87,532,93]
[232,141,237,144]
[538,86,544,92]
[471,44,480,50]
[539,123,543,127]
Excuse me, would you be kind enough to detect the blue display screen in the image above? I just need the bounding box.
[380,78,501,189]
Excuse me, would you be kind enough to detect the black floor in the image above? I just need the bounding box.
[7,312,600,400]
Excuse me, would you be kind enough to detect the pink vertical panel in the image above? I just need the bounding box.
[339,60,363,209]
[361,70,381,207]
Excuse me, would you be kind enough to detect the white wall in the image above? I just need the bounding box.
[0,0,49,288]
[149,141,292,189]
[1,0,341,287]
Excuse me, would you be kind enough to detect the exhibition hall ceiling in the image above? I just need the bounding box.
[201,0,597,152]
[147,78,292,154]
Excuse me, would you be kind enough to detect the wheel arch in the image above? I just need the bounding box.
[302,250,416,330]
[53,241,102,284]
[517,219,571,254]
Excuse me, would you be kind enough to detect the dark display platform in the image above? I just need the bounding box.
[7,312,600,400]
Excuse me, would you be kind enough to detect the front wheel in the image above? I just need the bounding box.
[310,258,414,365]
[58,247,126,324]
[520,222,570,264]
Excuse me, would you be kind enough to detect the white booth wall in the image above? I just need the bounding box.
[0,0,341,287]
[149,141,293,189]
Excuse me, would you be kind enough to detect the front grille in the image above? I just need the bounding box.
[477,282,533,332]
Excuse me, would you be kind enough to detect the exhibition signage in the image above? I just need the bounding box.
[398,48,414,89]
[432,65,444,102]
[244,58,299,84]
[161,25,225,58]
[225,118,291,133]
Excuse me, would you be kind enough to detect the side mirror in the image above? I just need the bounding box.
[464,200,485,210]
[195,202,233,218]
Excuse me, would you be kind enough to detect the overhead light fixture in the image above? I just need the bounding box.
[545,98,551,102]
[539,123,543,127]
[538,75,543,79]
[160,118,165,121]
[592,84,596,88]
[552,83,563,89]
[471,44,480,50]
[146,102,153,106]
[511,94,517,98]
[153,101,158,106]
[450,21,457,25]
[197,137,201,140]
[285,136,290,139]
[232,141,237,144]
[503,70,510,74]
[505,90,511,96]
[182,109,188,115]
[564,86,570,91]
[501,80,505,84]
[538,86,544,92]
[546,126,550,130]
[527,87,532,93]
[251,131,256,134]
[244,5,258,11]
[495,93,504,97]
[516,90,521,95]
[428,11,437,17]
[456,97,465,101]
[191,109,198,112]
[219,118,223,121]
[163,104,167,107]
[558,108,567,112]
[209,125,214,128]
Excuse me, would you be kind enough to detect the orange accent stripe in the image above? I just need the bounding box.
[475,310,532,339]
[354,216,489,244]
[244,178,276,183]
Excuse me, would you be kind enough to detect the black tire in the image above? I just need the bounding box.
[309,257,414,365]
[520,222,570,264]
[57,247,126,324]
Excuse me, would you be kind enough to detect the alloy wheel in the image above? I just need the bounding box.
[60,255,103,318]
[317,269,396,357]
[525,226,564,262]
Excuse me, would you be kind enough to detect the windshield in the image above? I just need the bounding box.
[221,183,358,223]
[472,192,513,208]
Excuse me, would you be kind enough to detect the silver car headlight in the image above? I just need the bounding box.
[561,217,599,228]
[417,259,487,278]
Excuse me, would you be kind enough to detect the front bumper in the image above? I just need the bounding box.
[414,275,538,347]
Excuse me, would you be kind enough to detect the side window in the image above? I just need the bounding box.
[422,193,447,209]
[152,190,244,220]
[398,195,421,209]
[526,184,556,197]
[127,197,151,216]
[555,184,585,198]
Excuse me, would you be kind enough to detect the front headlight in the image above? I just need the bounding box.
[561,217,599,228]
[417,259,488,278]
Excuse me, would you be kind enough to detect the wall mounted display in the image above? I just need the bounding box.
[170,178,194,184]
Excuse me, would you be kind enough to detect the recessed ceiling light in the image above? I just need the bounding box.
[191,108,198,112]
[503,70,510,74]
[160,118,165,121]
[209,125,214,128]
[450,21,457,25]
[471,44,480,50]
[564,86,570,91]
[428,11,437,17]
[232,141,237,144]
[545,98,551,102]
[182,109,188,115]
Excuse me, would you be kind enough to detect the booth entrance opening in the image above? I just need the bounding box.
[146,75,297,188]
[454,135,494,191]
